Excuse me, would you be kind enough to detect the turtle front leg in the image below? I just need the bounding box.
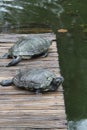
[6,56,22,67]
[0,53,10,59]
[0,79,13,86]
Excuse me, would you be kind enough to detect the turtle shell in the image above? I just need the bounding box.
[13,68,56,91]
[9,36,52,59]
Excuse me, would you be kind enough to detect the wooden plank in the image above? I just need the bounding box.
[0,126,66,130]
[0,34,67,129]
[0,33,56,43]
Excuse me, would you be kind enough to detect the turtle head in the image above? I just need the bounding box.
[50,76,64,92]
[53,76,64,87]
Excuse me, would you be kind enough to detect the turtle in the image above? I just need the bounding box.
[1,36,53,67]
[0,68,64,94]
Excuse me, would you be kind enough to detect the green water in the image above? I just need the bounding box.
[0,0,63,33]
[56,0,87,129]
[0,0,87,129]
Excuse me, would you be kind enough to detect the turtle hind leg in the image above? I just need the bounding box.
[34,51,48,58]
[0,79,13,86]
[0,53,10,59]
[31,51,48,59]
[41,51,48,57]
[6,56,22,67]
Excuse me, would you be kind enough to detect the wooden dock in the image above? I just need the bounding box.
[0,33,67,130]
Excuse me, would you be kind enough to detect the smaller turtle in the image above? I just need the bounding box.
[0,68,64,94]
[1,36,53,67]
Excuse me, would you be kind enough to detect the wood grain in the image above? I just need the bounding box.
[0,33,67,129]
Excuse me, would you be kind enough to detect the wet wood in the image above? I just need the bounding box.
[0,33,67,129]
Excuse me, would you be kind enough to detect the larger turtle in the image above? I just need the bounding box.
[1,36,53,67]
[0,68,64,94]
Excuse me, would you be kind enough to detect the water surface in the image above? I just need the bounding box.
[56,0,87,129]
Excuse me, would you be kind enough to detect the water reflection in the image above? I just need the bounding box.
[68,119,87,130]
[0,0,64,33]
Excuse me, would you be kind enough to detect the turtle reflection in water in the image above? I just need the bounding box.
[1,36,53,67]
[0,68,64,94]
